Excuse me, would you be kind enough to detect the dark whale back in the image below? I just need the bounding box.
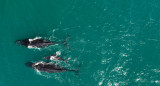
[31,39,51,44]
[16,35,70,48]
[16,38,55,48]
[16,39,30,47]
[28,39,54,48]
[26,61,69,73]
[25,61,80,76]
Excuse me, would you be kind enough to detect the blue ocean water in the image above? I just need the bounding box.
[0,0,160,86]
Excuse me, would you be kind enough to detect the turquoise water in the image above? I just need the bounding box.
[0,0,160,86]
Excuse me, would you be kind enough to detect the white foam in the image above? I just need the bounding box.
[101,58,107,64]
[27,46,34,48]
[50,56,57,60]
[107,80,112,86]
[98,79,104,85]
[155,80,160,84]
[56,51,61,56]
[28,39,33,42]
[152,69,160,73]
[34,61,45,66]
[33,37,42,40]
[120,53,128,57]
[52,29,56,33]
[29,37,42,42]
[27,45,40,50]
[35,69,51,78]
[135,78,141,82]
[112,66,123,72]
[114,82,120,86]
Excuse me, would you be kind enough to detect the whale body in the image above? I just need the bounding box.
[25,61,78,74]
[15,36,70,49]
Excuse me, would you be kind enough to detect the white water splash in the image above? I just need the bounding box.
[107,80,112,86]
[35,69,51,78]
[56,51,61,56]
[34,61,45,66]
[49,29,58,41]
[29,37,42,42]
[152,69,160,73]
[50,56,57,60]
[27,45,41,50]
[98,78,104,86]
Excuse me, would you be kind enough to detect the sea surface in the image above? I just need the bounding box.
[0,0,160,86]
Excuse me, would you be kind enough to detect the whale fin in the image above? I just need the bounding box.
[62,35,70,49]
[64,58,71,63]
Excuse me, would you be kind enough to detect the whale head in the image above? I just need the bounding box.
[25,62,33,68]
[15,39,30,47]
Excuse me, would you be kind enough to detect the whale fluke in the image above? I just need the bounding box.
[62,35,70,50]
[74,63,82,78]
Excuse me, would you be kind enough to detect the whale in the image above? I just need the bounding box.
[25,61,79,75]
[43,54,70,63]
[16,35,70,49]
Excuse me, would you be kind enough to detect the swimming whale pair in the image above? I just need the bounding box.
[25,61,79,75]
[16,35,79,74]
[16,35,70,49]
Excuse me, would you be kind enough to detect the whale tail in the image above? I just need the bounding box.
[74,63,82,78]
[64,58,71,63]
[62,35,70,49]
